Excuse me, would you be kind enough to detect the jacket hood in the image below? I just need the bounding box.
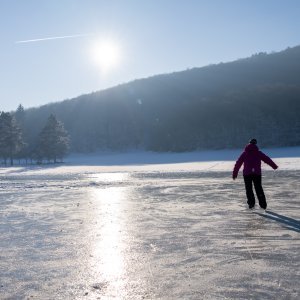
[244,143,259,152]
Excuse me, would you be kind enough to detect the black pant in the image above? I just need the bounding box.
[243,175,267,209]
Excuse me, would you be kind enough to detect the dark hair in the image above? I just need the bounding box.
[249,138,257,145]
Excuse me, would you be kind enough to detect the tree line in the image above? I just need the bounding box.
[0,106,70,165]
[19,45,300,153]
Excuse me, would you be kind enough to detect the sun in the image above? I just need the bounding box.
[90,39,121,72]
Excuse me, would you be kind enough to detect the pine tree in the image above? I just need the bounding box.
[0,112,24,165]
[14,104,29,163]
[14,104,25,125]
[36,114,70,163]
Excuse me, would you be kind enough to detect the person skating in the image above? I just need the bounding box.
[232,139,278,209]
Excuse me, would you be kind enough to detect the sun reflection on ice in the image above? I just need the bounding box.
[89,173,129,297]
[91,172,129,183]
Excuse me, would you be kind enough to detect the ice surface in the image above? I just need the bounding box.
[0,148,299,299]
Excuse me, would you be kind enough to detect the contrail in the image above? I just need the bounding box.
[15,33,94,44]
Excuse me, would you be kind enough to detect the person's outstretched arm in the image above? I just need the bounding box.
[259,151,278,170]
[233,153,245,179]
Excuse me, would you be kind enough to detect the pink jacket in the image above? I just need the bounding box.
[233,144,278,178]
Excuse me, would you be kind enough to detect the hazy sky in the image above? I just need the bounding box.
[1,0,300,111]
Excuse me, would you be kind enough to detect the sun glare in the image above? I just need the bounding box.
[90,39,121,72]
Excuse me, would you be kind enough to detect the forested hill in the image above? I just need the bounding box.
[21,45,300,152]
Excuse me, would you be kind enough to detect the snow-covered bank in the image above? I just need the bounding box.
[66,146,300,165]
[56,146,300,173]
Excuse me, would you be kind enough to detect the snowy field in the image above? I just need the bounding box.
[0,147,299,299]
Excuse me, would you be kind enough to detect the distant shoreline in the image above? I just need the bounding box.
[66,146,300,165]
[1,146,299,169]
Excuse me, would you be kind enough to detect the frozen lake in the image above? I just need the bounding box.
[0,153,299,299]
